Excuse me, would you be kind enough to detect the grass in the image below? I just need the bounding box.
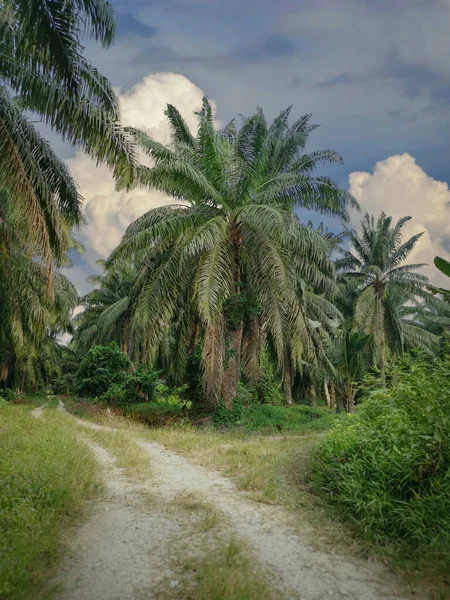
[236,403,337,434]
[178,539,274,600]
[76,426,151,481]
[129,401,337,434]
[0,404,101,600]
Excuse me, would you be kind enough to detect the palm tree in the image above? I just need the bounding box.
[339,213,439,378]
[110,101,353,408]
[0,188,78,389]
[0,0,134,275]
[78,259,138,357]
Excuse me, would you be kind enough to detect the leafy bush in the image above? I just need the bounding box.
[100,369,161,406]
[254,354,285,406]
[76,343,130,398]
[155,382,191,408]
[310,357,450,571]
[0,388,17,402]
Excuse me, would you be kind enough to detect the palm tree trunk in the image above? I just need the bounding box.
[221,224,243,410]
[324,380,331,408]
[283,351,293,405]
[121,316,129,357]
[345,380,356,412]
[330,382,337,410]
[221,322,243,409]
[309,384,317,407]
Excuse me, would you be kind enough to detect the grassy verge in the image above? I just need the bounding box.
[177,539,274,600]
[0,404,101,600]
[76,426,151,481]
[129,401,337,434]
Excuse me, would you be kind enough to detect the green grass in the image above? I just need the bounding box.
[128,401,337,434]
[236,404,337,434]
[178,539,274,600]
[0,404,101,600]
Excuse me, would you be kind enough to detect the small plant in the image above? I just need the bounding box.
[155,382,191,410]
[0,388,17,402]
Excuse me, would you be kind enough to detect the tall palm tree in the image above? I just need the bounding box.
[339,213,439,377]
[110,101,353,408]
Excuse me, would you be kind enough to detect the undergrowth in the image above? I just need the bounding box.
[310,357,450,592]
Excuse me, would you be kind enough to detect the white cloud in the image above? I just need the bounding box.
[67,73,213,268]
[349,153,450,286]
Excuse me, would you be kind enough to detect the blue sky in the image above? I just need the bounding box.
[62,0,450,292]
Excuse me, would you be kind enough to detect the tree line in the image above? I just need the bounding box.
[1,0,449,411]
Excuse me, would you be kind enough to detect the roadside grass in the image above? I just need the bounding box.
[158,492,275,600]
[76,426,151,481]
[0,404,101,600]
[177,539,274,600]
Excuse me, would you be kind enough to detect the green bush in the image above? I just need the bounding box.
[310,357,450,571]
[100,369,161,406]
[76,342,130,398]
[0,388,17,402]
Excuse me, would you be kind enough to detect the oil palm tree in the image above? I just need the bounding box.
[339,213,438,377]
[0,188,78,388]
[0,0,134,275]
[79,259,139,357]
[111,101,353,408]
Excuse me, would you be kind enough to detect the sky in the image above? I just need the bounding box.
[59,0,450,294]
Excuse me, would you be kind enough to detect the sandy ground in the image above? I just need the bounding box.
[41,402,419,600]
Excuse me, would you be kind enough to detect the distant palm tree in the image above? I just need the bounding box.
[338,213,439,377]
[110,101,352,408]
[78,260,138,357]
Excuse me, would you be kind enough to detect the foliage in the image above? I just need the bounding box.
[214,397,244,427]
[337,213,439,374]
[155,382,191,408]
[109,101,353,407]
[100,369,162,406]
[0,0,133,268]
[254,353,285,406]
[0,388,17,402]
[76,342,130,398]
[237,404,337,433]
[310,356,450,571]
[0,192,79,390]
[0,404,99,599]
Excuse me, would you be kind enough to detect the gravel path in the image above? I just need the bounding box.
[47,403,418,600]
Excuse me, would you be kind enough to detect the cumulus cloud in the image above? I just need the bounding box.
[349,153,450,285]
[67,73,213,268]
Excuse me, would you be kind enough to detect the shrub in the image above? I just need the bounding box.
[76,343,130,398]
[0,388,17,402]
[100,369,162,406]
[309,357,450,571]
